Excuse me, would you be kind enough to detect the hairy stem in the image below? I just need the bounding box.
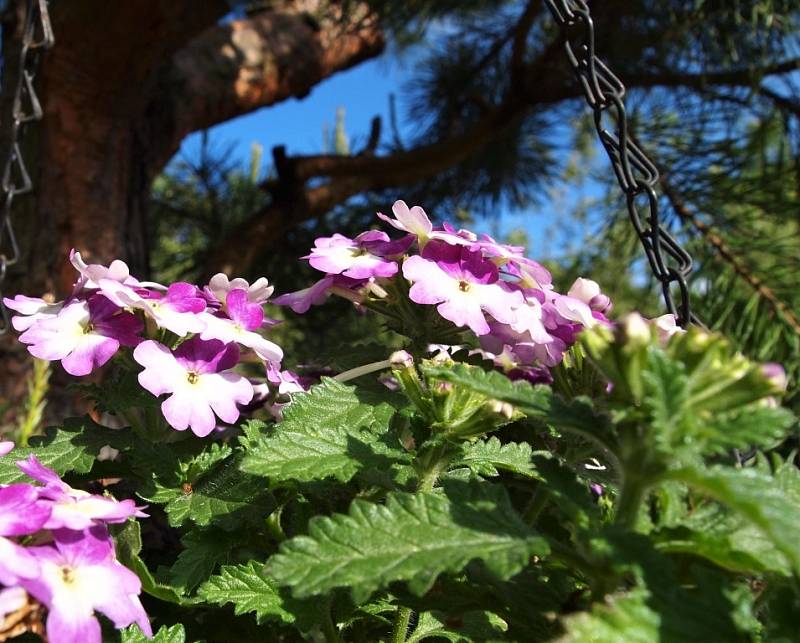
[391,607,413,643]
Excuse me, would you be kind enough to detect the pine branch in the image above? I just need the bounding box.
[659,174,800,334]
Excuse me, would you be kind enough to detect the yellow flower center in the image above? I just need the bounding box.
[458,280,471,292]
[187,371,199,385]
[60,566,76,585]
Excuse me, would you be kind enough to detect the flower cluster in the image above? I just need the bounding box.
[4,253,294,437]
[275,200,614,378]
[0,452,149,643]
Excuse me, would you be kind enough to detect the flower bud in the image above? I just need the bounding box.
[390,350,414,369]
[620,312,651,346]
[761,362,787,393]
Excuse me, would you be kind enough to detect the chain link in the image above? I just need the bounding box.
[0,0,54,334]
[545,0,702,327]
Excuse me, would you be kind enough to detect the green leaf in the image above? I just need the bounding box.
[164,454,276,530]
[74,369,159,416]
[532,454,600,530]
[197,561,295,625]
[559,590,666,642]
[241,378,409,484]
[666,465,800,575]
[454,437,540,478]
[0,417,130,484]
[654,503,790,575]
[113,520,193,606]
[121,623,185,643]
[269,480,549,601]
[168,528,237,593]
[422,363,550,410]
[407,610,508,643]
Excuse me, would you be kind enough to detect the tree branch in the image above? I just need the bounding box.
[145,1,385,171]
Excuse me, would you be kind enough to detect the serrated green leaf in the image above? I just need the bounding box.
[168,528,237,593]
[407,610,508,643]
[197,561,295,625]
[121,623,185,643]
[0,416,130,484]
[666,465,800,575]
[422,363,550,410]
[241,378,409,484]
[164,454,275,529]
[128,437,236,506]
[454,437,540,478]
[269,480,549,601]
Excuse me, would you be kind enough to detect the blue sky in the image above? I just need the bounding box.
[177,49,602,261]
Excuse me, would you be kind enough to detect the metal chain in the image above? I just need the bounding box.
[0,0,54,334]
[545,0,702,327]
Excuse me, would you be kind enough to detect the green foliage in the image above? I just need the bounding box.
[197,562,296,625]
[121,624,185,643]
[0,416,130,484]
[454,437,540,478]
[241,378,409,484]
[269,480,549,602]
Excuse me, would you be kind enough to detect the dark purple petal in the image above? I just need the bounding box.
[174,336,240,374]
[52,525,114,566]
[226,289,264,330]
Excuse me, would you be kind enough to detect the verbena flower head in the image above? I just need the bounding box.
[17,455,146,530]
[20,526,151,643]
[134,337,254,436]
[17,295,142,376]
[276,199,609,375]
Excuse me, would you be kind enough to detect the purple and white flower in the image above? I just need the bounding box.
[199,289,283,364]
[134,337,254,437]
[305,231,412,280]
[20,526,151,643]
[17,455,146,531]
[402,242,523,335]
[18,295,142,376]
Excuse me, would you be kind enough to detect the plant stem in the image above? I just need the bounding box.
[391,606,413,643]
[321,595,342,643]
[613,474,646,530]
[522,485,548,526]
[334,359,392,383]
